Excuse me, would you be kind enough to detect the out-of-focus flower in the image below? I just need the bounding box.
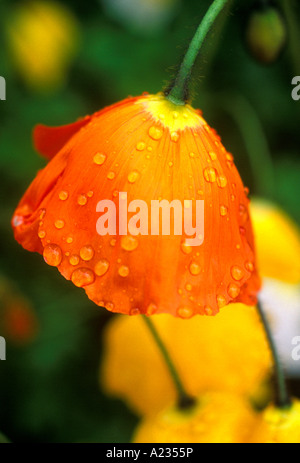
[251,199,300,284]
[133,392,258,443]
[6,0,79,92]
[100,0,180,34]
[245,1,287,65]
[250,399,300,443]
[12,93,260,317]
[101,303,271,416]
[0,277,38,345]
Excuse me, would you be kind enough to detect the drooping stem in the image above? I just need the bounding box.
[166,0,232,105]
[257,299,291,409]
[143,316,195,410]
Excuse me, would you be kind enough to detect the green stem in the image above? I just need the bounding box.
[143,316,195,410]
[166,0,232,105]
[257,299,291,409]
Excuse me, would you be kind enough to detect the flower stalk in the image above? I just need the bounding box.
[143,316,195,410]
[166,0,232,105]
[257,299,291,409]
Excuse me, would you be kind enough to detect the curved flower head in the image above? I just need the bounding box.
[250,399,300,443]
[12,93,260,317]
[133,392,258,444]
[101,303,271,416]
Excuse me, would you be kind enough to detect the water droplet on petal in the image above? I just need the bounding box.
[209,151,217,161]
[106,302,115,311]
[177,306,194,319]
[171,131,179,142]
[204,306,213,316]
[87,191,94,198]
[217,175,228,188]
[71,268,95,287]
[217,295,227,308]
[245,261,254,272]
[149,126,163,140]
[69,255,80,266]
[231,265,244,281]
[204,167,217,183]
[95,259,109,277]
[38,230,46,239]
[59,191,69,201]
[78,194,88,206]
[107,171,116,180]
[136,142,146,151]
[66,237,73,244]
[189,152,195,158]
[93,153,106,165]
[55,219,65,229]
[185,283,192,292]
[181,242,192,255]
[220,205,228,216]
[239,204,249,224]
[80,245,95,262]
[189,262,201,276]
[43,244,62,267]
[121,235,138,252]
[128,171,139,184]
[118,265,129,277]
[130,308,141,316]
[227,283,240,299]
[12,215,24,227]
[147,303,158,315]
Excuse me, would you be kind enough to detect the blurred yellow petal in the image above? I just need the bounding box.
[133,392,258,443]
[250,399,300,443]
[6,0,79,92]
[251,199,300,284]
[101,304,272,416]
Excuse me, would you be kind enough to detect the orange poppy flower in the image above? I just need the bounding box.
[12,93,260,317]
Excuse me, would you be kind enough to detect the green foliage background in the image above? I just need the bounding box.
[0,0,299,443]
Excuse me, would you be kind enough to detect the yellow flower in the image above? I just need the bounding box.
[6,1,79,92]
[251,199,300,284]
[133,392,258,443]
[101,304,272,416]
[250,399,300,443]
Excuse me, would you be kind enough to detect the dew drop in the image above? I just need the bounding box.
[80,245,95,262]
[147,303,158,315]
[136,142,146,151]
[177,306,194,319]
[130,308,141,316]
[168,161,173,167]
[185,283,192,292]
[121,235,138,252]
[149,126,163,140]
[71,268,95,287]
[78,194,88,206]
[189,262,201,276]
[93,153,106,165]
[217,175,228,188]
[106,302,115,311]
[110,238,116,247]
[128,171,139,184]
[66,237,73,244]
[87,191,94,198]
[245,261,254,272]
[95,259,109,277]
[204,167,217,183]
[59,191,68,201]
[231,265,244,281]
[181,242,192,255]
[55,219,65,229]
[118,265,129,277]
[217,295,227,308]
[43,244,62,267]
[227,283,240,299]
[171,131,179,142]
[69,255,80,266]
[107,171,116,180]
[220,205,228,217]
[38,230,46,239]
[239,204,249,224]
[204,306,213,316]
[209,151,217,161]
[189,152,195,158]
